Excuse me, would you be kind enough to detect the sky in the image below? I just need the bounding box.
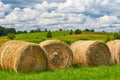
[0,0,120,32]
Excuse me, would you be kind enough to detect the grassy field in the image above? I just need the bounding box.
[0,31,118,80]
[0,65,120,80]
[0,31,114,46]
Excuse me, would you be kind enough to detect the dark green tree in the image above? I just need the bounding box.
[0,26,16,36]
[75,29,81,34]
[8,28,16,33]
[69,29,73,35]
[7,33,16,40]
[84,28,89,32]
[59,28,63,32]
[45,28,48,32]
[105,36,110,43]
[113,33,120,39]
[30,30,35,33]
[36,28,41,32]
[47,31,52,38]
[91,29,94,32]
[17,30,28,34]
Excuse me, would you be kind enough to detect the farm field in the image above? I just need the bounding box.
[0,31,119,80]
[0,0,119,79]
[0,31,114,46]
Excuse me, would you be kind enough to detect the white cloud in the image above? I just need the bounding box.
[57,0,86,13]
[97,15,119,24]
[0,12,5,18]
[0,0,120,32]
[0,2,11,12]
[35,1,58,10]
[0,1,11,18]
[5,7,39,22]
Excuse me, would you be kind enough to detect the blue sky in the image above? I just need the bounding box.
[0,0,120,32]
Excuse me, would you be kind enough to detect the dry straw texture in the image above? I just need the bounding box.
[0,40,47,73]
[107,40,120,64]
[39,40,73,70]
[0,48,2,68]
[70,40,111,66]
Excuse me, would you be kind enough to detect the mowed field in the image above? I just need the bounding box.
[0,31,114,46]
[0,31,119,80]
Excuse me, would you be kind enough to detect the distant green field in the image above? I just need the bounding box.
[0,65,120,80]
[0,31,114,45]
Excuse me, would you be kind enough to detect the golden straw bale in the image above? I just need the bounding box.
[0,40,47,73]
[0,48,2,68]
[107,40,120,64]
[39,40,73,70]
[0,48,1,57]
[70,40,111,66]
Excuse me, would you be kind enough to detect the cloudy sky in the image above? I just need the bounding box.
[0,0,120,32]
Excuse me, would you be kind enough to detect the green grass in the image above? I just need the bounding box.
[0,65,120,80]
[0,31,114,45]
[12,31,70,43]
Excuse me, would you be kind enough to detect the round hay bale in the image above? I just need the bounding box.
[0,48,2,68]
[70,40,111,66]
[39,40,73,70]
[107,40,120,64]
[0,40,47,73]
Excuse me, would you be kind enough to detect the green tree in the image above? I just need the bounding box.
[84,28,94,32]
[59,28,63,32]
[69,29,73,35]
[45,28,48,32]
[105,36,110,43]
[7,33,16,40]
[91,29,94,32]
[0,26,16,36]
[47,31,52,38]
[75,29,81,34]
[113,33,120,39]
[84,28,90,32]
[30,30,35,33]
[8,28,16,33]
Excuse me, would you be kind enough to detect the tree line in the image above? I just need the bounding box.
[1,25,120,40]
[0,25,94,36]
[0,26,16,36]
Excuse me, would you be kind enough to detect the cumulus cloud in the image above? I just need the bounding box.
[97,15,119,24]
[0,0,120,32]
[0,12,5,18]
[2,0,66,8]
[34,1,58,14]
[0,1,11,18]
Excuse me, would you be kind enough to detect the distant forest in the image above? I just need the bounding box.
[0,26,41,36]
[0,26,16,36]
[0,25,95,37]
